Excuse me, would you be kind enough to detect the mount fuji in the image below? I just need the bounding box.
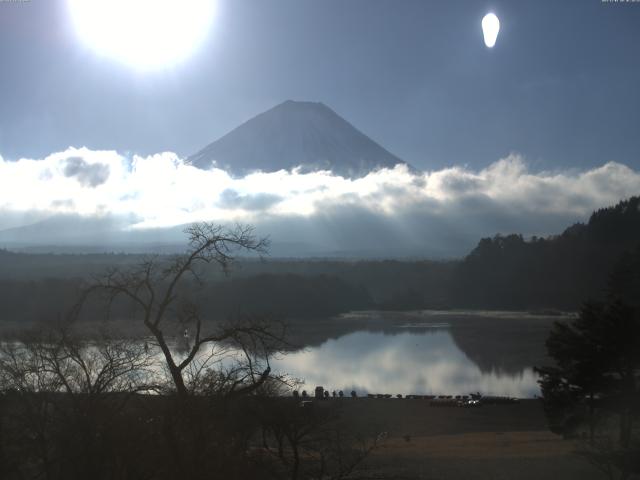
[188,100,409,177]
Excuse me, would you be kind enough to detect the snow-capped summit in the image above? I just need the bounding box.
[188,100,407,177]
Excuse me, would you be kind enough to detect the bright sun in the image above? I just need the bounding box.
[67,0,215,70]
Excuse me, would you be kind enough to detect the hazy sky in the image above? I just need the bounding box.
[1,0,639,171]
[1,0,639,256]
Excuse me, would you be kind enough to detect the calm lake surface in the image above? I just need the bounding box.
[269,327,540,398]
[3,311,554,398]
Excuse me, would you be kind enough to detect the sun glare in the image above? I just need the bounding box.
[67,0,215,70]
[481,13,500,48]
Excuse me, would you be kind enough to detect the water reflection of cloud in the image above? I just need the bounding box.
[270,330,539,397]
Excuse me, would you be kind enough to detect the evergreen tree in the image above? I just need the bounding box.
[536,295,640,478]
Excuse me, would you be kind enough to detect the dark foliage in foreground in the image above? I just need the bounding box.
[536,259,640,480]
[0,338,376,480]
[0,221,379,479]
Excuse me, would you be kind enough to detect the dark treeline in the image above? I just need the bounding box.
[202,274,372,319]
[453,196,640,309]
[0,256,453,324]
[0,274,372,324]
[1,196,639,323]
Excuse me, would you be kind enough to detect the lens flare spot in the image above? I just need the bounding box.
[482,13,500,48]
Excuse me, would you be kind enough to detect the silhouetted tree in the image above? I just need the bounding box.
[76,223,285,399]
[0,325,156,480]
[536,297,640,479]
[256,398,379,480]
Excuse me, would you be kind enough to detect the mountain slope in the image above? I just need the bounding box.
[188,100,407,177]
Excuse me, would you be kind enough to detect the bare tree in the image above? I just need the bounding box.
[75,223,284,398]
[256,399,381,480]
[0,325,157,480]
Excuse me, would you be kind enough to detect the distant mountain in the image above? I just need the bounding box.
[188,100,408,177]
[0,215,188,254]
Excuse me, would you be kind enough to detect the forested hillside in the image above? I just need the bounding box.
[452,197,640,309]
[1,197,638,323]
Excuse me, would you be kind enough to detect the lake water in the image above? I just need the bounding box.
[1,312,547,398]
[269,329,540,398]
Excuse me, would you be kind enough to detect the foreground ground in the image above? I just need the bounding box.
[335,398,610,480]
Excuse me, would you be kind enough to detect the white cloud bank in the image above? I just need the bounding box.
[1,148,638,257]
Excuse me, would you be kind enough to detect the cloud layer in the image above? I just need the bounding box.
[1,148,638,256]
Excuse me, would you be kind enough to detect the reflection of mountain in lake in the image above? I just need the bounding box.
[271,330,539,397]
[446,316,555,374]
[285,311,557,377]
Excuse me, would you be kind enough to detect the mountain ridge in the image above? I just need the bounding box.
[188,100,408,177]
